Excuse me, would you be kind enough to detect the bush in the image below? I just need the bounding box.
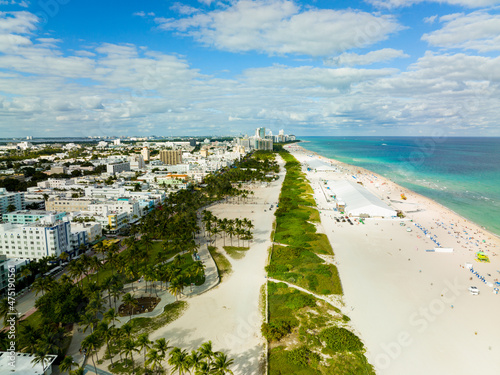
[262,319,293,342]
[285,292,316,310]
[287,346,321,368]
[320,327,364,353]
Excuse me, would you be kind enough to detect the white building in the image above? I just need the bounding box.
[0,215,72,260]
[141,146,150,161]
[71,221,102,243]
[129,155,146,170]
[37,178,76,189]
[0,351,57,375]
[88,199,141,220]
[107,162,130,175]
[113,139,121,146]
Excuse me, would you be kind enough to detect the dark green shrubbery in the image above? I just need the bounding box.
[262,319,294,342]
[319,327,364,353]
[287,346,321,368]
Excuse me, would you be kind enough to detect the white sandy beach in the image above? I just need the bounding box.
[288,144,500,375]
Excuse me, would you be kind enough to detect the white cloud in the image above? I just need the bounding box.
[324,48,409,67]
[156,0,402,56]
[424,15,438,23]
[2,11,500,137]
[365,0,500,8]
[170,2,200,15]
[422,11,500,52]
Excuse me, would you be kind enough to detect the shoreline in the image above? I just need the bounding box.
[287,143,500,375]
[296,141,500,243]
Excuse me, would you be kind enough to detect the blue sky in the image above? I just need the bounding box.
[1,0,500,137]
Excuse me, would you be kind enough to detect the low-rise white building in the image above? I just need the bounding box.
[0,215,72,260]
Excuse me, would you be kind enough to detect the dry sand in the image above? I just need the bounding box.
[288,144,500,375]
[147,156,286,375]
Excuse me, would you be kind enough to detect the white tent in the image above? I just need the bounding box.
[328,180,397,218]
[307,159,337,172]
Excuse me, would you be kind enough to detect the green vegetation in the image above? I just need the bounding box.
[269,150,342,295]
[266,149,374,374]
[208,246,232,279]
[266,282,374,375]
[125,301,188,337]
[223,245,250,260]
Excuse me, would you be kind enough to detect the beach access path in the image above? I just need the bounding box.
[290,145,500,375]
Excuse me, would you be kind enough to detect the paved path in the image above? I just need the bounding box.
[66,220,221,370]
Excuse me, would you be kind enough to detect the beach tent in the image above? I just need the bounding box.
[306,159,337,172]
[327,180,397,218]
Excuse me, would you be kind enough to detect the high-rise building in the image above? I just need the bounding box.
[160,150,183,165]
[129,155,146,170]
[141,146,150,161]
[256,127,266,139]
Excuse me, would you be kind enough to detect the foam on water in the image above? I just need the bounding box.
[300,136,500,236]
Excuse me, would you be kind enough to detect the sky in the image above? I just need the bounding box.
[1,0,500,138]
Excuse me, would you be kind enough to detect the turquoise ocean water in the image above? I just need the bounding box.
[299,137,500,237]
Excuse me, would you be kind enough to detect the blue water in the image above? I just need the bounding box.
[300,137,500,236]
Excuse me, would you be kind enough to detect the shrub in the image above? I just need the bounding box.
[287,346,321,368]
[262,319,294,342]
[320,327,364,353]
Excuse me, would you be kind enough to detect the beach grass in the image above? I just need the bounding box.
[124,301,187,337]
[266,281,374,375]
[270,150,341,295]
[208,245,232,279]
[223,245,250,260]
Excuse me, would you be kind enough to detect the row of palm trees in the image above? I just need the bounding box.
[63,316,234,375]
[201,211,254,248]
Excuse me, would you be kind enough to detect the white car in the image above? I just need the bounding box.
[468,286,479,295]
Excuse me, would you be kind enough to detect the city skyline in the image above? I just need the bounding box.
[1,0,500,137]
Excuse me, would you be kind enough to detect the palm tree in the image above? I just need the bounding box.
[141,234,154,254]
[210,352,234,375]
[81,333,101,374]
[187,350,203,372]
[59,355,77,373]
[67,259,85,287]
[31,276,55,296]
[168,347,190,375]
[152,337,171,360]
[97,321,116,368]
[69,367,85,375]
[103,307,120,326]
[136,332,152,367]
[167,277,184,301]
[146,348,163,374]
[121,338,139,370]
[198,341,214,367]
[31,350,51,373]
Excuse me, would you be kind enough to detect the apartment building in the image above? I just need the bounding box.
[159,150,182,165]
[45,197,94,213]
[106,162,130,175]
[3,210,67,224]
[0,188,25,217]
[0,216,72,259]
